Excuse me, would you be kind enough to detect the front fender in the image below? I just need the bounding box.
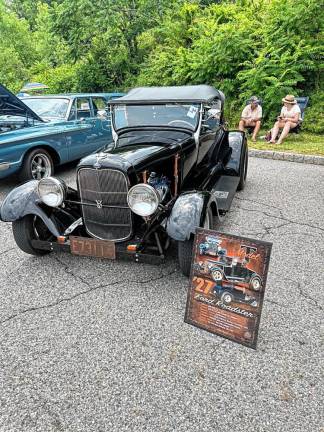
[166,191,215,241]
[225,131,247,176]
[0,180,61,237]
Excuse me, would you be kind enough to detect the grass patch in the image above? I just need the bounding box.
[248,132,324,156]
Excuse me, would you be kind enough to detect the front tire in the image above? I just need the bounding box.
[178,207,214,277]
[250,275,262,291]
[221,291,234,304]
[12,215,52,256]
[19,148,54,181]
[211,268,223,282]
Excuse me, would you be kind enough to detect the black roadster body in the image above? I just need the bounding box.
[0,85,248,275]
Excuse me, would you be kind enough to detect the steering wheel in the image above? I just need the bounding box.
[167,120,193,128]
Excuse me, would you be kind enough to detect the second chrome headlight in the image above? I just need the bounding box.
[37,177,65,207]
[127,184,159,217]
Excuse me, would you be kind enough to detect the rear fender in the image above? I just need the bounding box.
[166,191,217,241]
[225,131,247,176]
[0,180,61,237]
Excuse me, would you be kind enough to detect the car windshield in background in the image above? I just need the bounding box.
[22,98,69,119]
[113,104,200,131]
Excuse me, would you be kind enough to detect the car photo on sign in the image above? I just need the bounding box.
[196,236,263,291]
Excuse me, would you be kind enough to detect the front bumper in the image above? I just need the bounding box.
[31,239,165,265]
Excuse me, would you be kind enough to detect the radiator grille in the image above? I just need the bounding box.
[78,168,132,241]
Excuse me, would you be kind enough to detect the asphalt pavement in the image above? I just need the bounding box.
[0,158,323,432]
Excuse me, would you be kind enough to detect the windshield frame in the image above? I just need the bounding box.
[112,102,202,134]
[21,97,71,120]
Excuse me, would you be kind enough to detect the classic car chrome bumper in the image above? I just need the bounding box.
[30,239,165,265]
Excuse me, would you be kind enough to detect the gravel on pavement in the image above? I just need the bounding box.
[0,158,323,432]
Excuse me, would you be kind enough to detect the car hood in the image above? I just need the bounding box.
[0,84,43,122]
[78,129,193,173]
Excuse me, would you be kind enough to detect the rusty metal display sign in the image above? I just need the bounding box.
[70,236,116,259]
[185,229,272,349]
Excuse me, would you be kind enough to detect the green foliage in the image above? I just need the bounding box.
[0,0,323,130]
[32,63,80,93]
[238,0,324,120]
[303,91,324,134]
[0,0,35,90]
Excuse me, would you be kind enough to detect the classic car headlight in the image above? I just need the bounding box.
[127,184,159,217]
[37,177,66,207]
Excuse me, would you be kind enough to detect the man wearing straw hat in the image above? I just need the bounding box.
[238,96,262,142]
[269,94,301,144]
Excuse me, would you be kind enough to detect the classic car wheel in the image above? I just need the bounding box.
[178,207,214,277]
[237,146,248,191]
[12,215,53,256]
[211,269,223,281]
[250,275,262,291]
[221,291,234,304]
[19,148,54,181]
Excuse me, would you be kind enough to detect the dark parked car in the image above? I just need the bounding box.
[199,235,227,256]
[194,252,262,291]
[0,84,123,180]
[213,281,258,307]
[0,85,248,276]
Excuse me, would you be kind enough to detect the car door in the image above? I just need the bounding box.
[66,97,97,161]
[90,96,112,149]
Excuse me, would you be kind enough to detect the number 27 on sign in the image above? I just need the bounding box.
[192,276,214,295]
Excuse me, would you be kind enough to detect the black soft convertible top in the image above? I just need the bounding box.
[110,85,225,104]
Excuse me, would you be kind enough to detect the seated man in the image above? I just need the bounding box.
[238,96,262,142]
[269,95,301,144]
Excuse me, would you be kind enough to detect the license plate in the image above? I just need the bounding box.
[70,236,116,259]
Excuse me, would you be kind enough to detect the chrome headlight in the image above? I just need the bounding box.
[127,184,159,217]
[37,177,66,207]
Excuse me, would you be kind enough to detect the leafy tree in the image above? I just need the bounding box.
[1,0,323,128]
[0,0,35,90]
[238,0,324,120]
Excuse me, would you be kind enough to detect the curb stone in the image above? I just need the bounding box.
[249,149,324,165]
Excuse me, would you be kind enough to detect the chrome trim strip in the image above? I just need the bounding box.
[64,217,83,236]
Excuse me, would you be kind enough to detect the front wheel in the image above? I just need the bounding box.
[178,207,214,277]
[12,215,53,256]
[19,148,54,181]
[221,291,234,305]
[211,268,223,282]
[250,275,262,291]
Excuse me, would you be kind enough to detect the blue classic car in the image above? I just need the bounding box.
[0,84,123,180]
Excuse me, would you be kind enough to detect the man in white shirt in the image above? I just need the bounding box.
[269,95,301,144]
[238,96,262,142]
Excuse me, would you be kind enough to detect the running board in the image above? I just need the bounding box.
[211,175,240,212]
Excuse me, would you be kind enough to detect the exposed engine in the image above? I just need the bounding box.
[0,120,26,134]
[147,172,170,202]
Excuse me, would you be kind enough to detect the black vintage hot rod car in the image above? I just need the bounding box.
[0,85,248,276]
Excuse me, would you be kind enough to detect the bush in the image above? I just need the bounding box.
[303,92,324,134]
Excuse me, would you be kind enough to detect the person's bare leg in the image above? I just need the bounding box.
[252,120,261,141]
[270,121,284,143]
[277,121,295,144]
[238,119,245,132]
